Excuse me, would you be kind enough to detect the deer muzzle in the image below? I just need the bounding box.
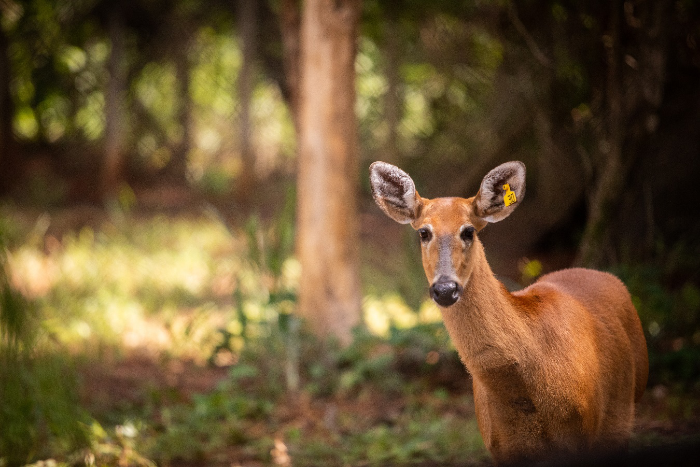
[430,276,463,307]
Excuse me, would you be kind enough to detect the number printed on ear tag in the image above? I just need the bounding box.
[503,184,517,207]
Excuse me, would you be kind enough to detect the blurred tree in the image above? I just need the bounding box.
[382,6,402,164]
[294,0,363,346]
[279,0,301,123]
[166,4,197,184]
[236,0,258,201]
[576,0,671,267]
[170,37,193,183]
[0,24,14,194]
[100,5,127,201]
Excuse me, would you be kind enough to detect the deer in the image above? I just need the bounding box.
[369,160,648,465]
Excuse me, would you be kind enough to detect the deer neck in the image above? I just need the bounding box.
[439,239,531,375]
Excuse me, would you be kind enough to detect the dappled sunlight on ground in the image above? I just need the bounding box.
[7,246,59,298]
[5,211,255,359]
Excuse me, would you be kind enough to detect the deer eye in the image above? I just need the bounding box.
[460,226,475,242]
[418,228,432,243]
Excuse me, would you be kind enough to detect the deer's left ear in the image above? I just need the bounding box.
[473,161,526,223]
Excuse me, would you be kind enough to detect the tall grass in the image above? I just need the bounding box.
[0,218,89,465]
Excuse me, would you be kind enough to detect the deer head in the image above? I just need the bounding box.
[369,161,526,307]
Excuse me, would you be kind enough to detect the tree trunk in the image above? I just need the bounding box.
[576,1,624,267]
[168,37,193,184]
[279,0,301,125]
[101,8,128,202]
[0,25,15,194]
[236,0,258,201]
[383,15,402,164]
[295,0,362,346]
[576,0,669,267]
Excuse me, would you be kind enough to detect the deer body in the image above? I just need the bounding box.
[369,161,648,464]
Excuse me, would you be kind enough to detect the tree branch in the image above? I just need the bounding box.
[507,2,552,68]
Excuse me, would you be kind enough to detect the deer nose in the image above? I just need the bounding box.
[430,277,462,307]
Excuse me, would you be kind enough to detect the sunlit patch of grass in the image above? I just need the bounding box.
[5,212,288,361]
[363,293,442,336]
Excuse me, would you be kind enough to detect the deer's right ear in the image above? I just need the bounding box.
[369,161,423,224]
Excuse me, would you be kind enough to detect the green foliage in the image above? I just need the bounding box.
[0,206,304,463]
[344,408,485,465]
[300,322,464,400]
[243,186,296,281]
[613,247,700,387]
[0,218,89,465]
[0,350,90,464]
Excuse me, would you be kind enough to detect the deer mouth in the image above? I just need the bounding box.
[429,277,463,307]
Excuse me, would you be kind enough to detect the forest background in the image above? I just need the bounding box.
[1,0,700,465]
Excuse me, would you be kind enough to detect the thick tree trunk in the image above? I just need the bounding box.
[101,9,128,202]
[296,0,362,346]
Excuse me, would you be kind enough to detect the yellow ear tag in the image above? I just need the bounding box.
[503,184,517,207]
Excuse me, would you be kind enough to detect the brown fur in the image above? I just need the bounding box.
[369,161,649,465]
[420,199,648,464]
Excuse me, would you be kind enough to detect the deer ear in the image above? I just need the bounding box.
[473,161,526,223]
[369,161,423,224]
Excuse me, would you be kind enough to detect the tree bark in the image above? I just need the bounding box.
[101,8,128,202]
[295,0,362,346]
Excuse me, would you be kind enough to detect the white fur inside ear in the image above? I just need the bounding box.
[369,162,419,224]
[477,180,504,223]
[480,212,501,223]
[474,161,526,224]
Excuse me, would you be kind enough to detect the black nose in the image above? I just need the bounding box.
[429,278,462,307]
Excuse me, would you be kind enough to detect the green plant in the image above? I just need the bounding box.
[0,223,89,465]
[613,247,700,387]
